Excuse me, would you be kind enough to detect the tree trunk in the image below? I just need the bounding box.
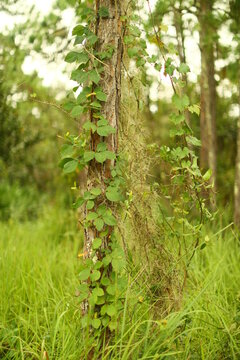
[173,2,191,127]
[83,0,124,309]
[198,0,217,208]
[234,73,240,226]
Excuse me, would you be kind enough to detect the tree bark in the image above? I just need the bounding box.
[198,0,217,208]
[83,0,124,280]
[234,72,240,226]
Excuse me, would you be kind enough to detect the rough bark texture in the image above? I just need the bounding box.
[234,75,240,226]
[83,1,123,264]
[198,0,217,207]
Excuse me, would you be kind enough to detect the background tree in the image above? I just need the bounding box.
[228,0,240,226]
[197,0,217,207]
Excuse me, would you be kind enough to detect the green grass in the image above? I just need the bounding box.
[1,207,240,359]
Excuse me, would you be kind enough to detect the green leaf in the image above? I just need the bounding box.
[179,63,190,74]
[65,51,89,64]
[128,47,139,58]
[106,285,115,295]
[101,277,110,286]
[63,101,75,111]
[86,211,98,221]
[84,191,96,200]
[83,121,97,132]
[136,58,145,67]
[200,243,207,250]
[78,292,89,302]
[203,169,212,181]
[89,70,100,84]
[95,152,107,163]
[63,159,78,174]
[171,147,190,160]
[130,25,141,37]
[72,25,85,36]
[84,151,95,162]
[65,51,79,63]
[90,270,101,281]
[186,136,201,147]
[106,186,122,202]
[79,268,90,281]
[96,91,107,101]
[97,204,107,216]
[102,211,117,226]
[77,87,90,104]
[97,142,107,152]
[97,118,108,126]
[124,35,134,44]
[76,51,89,64]
[97,125,116,137]
[87,34,98,45]
[89,293,97,305]
[102,316,110,327]
[60,144,75,159]
[71,105,84,117]
[71,69,88,84]
[86,200,94,210]
[92,237,102,249]
[90,101,101,109]
[86,212,98,221]
[170,128,185,137]
[102,255,111,266]
[99,6,109,18]
[172,94,190,111]
[96,296,105,305]
[188,104,200,116]
[94,261,102,270]
[106,304,116,317]
[94,218,104,231]
[92,318,101,329]
[74,35,85,45]
[165,58,175,75]
[73,197,85,209]
[104,151,116,160]
[170,113,185,125]
[93,287,104,297]
[90,188,101,196]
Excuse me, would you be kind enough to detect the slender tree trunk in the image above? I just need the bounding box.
[83,0,124,307]
[234,72,240,226]
[173,2,191,127]
[198,0,217,207]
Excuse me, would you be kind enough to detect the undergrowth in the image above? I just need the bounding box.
[0,207,240,359]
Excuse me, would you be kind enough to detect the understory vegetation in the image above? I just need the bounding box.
[1,205,240,359]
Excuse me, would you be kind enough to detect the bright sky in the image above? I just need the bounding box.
[0,0,75,92]
[0,0,234,105]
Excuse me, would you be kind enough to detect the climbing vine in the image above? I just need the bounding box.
[61,0,213,336]
[60,2,127,333]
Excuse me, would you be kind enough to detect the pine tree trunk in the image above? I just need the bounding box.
[83,0,124,310]
[234,75,240,226]
[198,0,217,208]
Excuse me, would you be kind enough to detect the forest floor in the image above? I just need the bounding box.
[0,206,240,359]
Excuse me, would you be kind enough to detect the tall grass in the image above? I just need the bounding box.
[0,207,240,359]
